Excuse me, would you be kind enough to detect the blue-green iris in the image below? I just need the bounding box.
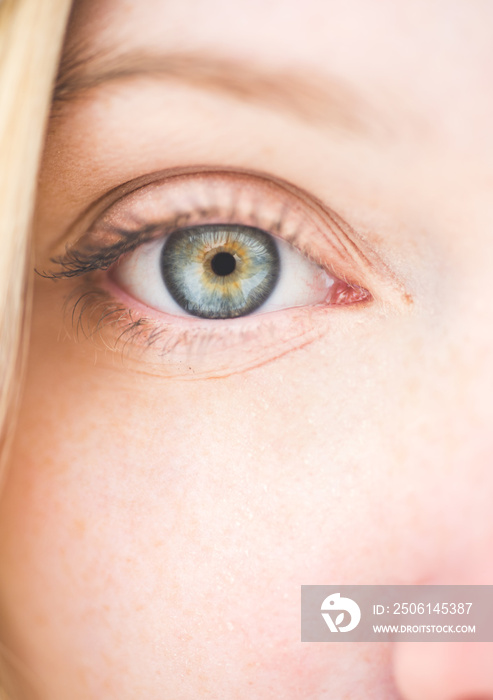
[160,224,280,319]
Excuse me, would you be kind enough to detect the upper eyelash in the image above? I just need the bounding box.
[39,208,294,280]
[38,221,187,279]
[39,169,336,282]
[39,227,156,278]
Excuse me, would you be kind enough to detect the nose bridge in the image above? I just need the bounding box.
[379,226,493,575]
[416,181,493,443]
[410,243,493,569]
[441,243,493,436]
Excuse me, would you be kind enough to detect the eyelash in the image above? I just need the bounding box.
[40,169,373,377]
[47,221,184,277]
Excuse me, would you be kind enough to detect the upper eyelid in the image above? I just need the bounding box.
[40,166,412,309]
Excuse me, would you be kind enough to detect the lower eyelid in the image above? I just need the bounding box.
[64,270,371,380]
[101,271,326,329]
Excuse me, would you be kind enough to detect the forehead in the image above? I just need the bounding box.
[69,0,493,153]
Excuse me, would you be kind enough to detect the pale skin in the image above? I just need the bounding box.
[0,0,492,698]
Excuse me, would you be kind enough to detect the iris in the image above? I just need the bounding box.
[160,224,280,319]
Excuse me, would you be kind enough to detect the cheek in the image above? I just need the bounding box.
[0,295,478,699]
[0,330,403,698]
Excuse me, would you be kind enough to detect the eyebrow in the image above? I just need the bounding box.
[53,46,386,137]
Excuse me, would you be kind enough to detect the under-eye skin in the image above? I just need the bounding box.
[42,169,374,378]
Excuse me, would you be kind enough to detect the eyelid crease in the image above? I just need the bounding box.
[40,167,412,310]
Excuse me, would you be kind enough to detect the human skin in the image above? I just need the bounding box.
[0,0,493,698]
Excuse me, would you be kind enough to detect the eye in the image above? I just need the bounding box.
[45,168,373,378]
[113,223,334,320]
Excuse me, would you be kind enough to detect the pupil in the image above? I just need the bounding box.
[210,251,236,276]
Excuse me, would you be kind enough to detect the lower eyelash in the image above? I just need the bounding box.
[66,286,164,353]
[65,283,280,362]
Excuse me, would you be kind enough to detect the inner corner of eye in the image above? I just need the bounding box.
[329,278,373,306]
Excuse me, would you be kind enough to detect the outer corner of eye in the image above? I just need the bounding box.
[111,224,371,320]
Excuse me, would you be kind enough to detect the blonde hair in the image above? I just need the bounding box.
[0,0,72,458]
[0,0,72,695]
